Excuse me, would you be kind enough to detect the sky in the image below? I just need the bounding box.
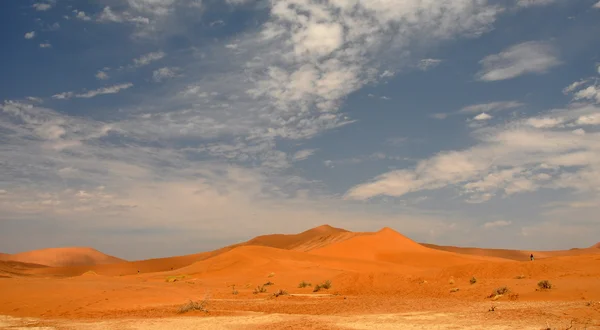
[1,0,600,260]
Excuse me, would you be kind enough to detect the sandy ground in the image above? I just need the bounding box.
[1,226,599,329]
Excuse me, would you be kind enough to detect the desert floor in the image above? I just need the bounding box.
[1,226,599,329]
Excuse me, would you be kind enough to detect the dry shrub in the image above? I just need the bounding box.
[537,280,552,290]
[470,277,477,285]
[177,299,208,313]
[273,289,288,297]
[313,284,322,292]
[494,286,509,295]
[515,275,526,279]
[450,288,460,293]
[298,281,311,288]
[321,280,332,289]
[264,281,274,286]
[253,285,267,294]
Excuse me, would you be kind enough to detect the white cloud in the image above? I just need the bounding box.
[74,10,92,21]
[380,70,395,78]
[26,97,43,104]
[516,0,558,7]
[51,92,74,100]
[346,79,600,202]
[152,67,181,82]
[526,117,566,128]
[573,85,600,104]
[95,71,109,80]
[39,43,52,48]
[32,2,54,11]
[459,101,524,114]
[418,59,443,71]
[593,1,600,8]
[24,31,36,39]
[474,113,492,121]
[97,6,150,25]
[52,83,134,100]
[132,51,165,68]
[76,83,134,98]
[477,41,561,81]
[483,220,512,229]
[292,149,316,161]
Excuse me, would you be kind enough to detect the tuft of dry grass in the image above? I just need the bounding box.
[450,288,460,293]
[494,286,509,295]
[177,298,208,314]
[313,280,332,292]
[488,304,496,312]
[298,281,312,288]
[515,275,526,279]
[253,285,267,294]
[469,276,477,285]
[537,280,552,290]
[166,275,186,283]
[264,281,274,286]
[272,289,288,297]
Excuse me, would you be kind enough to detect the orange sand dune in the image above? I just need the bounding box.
[310,227,510,269]
[0,260,47,278]
[236,224,361,252]
[422,243,600,261]
[32,225,360,277]
[4,247,125,267]
[178,244,412,278]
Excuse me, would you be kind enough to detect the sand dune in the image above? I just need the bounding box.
[1,225,600,327]
[4,247,125,267]
[34,225,359,277]
[237,224,360,252]
[310,227,509,270]
[422,243,600,261]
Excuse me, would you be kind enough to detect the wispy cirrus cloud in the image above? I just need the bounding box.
[52,83,133,100]
[477,41,561,81]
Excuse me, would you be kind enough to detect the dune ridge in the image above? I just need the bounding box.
[3,247,125,268]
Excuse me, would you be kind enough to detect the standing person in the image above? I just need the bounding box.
[530,254,534,261]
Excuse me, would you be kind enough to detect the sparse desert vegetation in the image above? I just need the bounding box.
[253,285,267,294]
[469,276,477,284]
[177,299,208,314]
[166,275,186,282]
[313,279,332,292]
[272,289,288,297]
[538,280,553,290]
[298,280,312,288]
[450,287,460,293]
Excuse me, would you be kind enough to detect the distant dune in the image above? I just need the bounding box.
[2,247,125,267]
[421,243,600,261]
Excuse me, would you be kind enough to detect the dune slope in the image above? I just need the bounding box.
[5,247,125,267]
[310,227,509,269]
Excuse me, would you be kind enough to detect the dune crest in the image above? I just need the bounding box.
[4,247,125,267]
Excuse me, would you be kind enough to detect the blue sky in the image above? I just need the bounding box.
[1,0,600,260]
